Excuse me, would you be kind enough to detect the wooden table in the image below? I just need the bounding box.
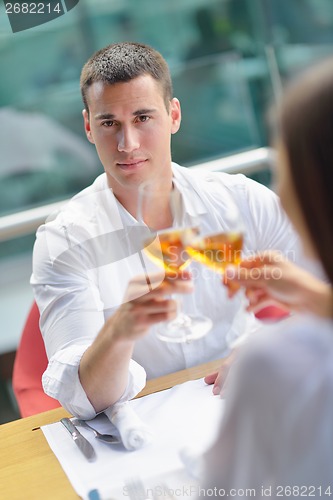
[0,358,222,499]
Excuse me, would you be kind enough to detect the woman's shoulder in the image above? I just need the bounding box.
[233,315,333,392]
[249,315,333,360]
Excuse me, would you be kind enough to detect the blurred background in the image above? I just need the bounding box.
[1,0,333,422]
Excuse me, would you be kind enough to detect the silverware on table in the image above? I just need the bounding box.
[154,483,176,499]
[74,419,120,444]
[60,417,97,462]
[124,478,177,500]
[124,477,150,500]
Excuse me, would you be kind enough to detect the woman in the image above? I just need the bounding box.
[202,59,333,498]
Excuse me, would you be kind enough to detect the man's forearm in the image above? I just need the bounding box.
[79,321,135,413]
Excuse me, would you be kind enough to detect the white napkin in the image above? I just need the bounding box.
[104,401,153,451]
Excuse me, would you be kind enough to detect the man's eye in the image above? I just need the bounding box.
[137,115,149,123]
[102,120,115,127]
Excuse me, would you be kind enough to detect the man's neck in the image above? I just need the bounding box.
[110,179,174,230]
[143,204,173,230]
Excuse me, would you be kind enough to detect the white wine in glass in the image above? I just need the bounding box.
[186,184,245,277]
[143,227,198,274]
[187,231,244,274]
[138,180,212,343]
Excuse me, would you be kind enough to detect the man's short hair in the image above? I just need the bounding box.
[80,42,173,113]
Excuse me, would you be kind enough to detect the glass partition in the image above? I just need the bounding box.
[172,52,260,165]
[0,0,333,229]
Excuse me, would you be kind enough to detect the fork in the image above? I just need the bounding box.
[124,477,150,500]
[74,419,120,444]
[153,484,176,500]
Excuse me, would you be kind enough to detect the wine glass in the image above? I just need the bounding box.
[137,180,212,343]
[185,186,245,277]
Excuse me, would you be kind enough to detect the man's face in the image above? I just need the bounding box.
[83,75,181,196]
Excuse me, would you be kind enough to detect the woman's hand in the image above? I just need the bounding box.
[224,251,332,318]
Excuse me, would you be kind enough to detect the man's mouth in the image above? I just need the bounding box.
[117,159,147,169]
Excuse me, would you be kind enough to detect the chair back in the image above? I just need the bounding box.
[12,302,60,417]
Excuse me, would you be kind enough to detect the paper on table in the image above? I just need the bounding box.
[42,378,224,500]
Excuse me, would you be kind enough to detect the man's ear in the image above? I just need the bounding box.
[82,109,95,144]
[170,98,181,134]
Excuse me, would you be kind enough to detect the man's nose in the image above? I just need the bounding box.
[117,126,140,153]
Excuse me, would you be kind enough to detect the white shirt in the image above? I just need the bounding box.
[203,314,333,498]
[31,163,301,418]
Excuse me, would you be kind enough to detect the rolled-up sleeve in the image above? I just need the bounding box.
[42,346,146,419]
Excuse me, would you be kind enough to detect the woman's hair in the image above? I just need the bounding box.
[278,58,333,283]
[80,42,173,114]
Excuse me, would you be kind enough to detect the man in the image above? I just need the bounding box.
[31,42,300,419]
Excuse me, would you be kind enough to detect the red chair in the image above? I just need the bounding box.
[12,302,61,417]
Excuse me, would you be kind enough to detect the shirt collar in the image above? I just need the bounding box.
[171,162,208,217]
[107,164,209,226]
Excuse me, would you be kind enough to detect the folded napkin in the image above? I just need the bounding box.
[104,402,153,451]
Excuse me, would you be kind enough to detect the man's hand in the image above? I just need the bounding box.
[80,270,193,412]
[112,270,194,340]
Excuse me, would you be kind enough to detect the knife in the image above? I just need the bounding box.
[61,417,97,462]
